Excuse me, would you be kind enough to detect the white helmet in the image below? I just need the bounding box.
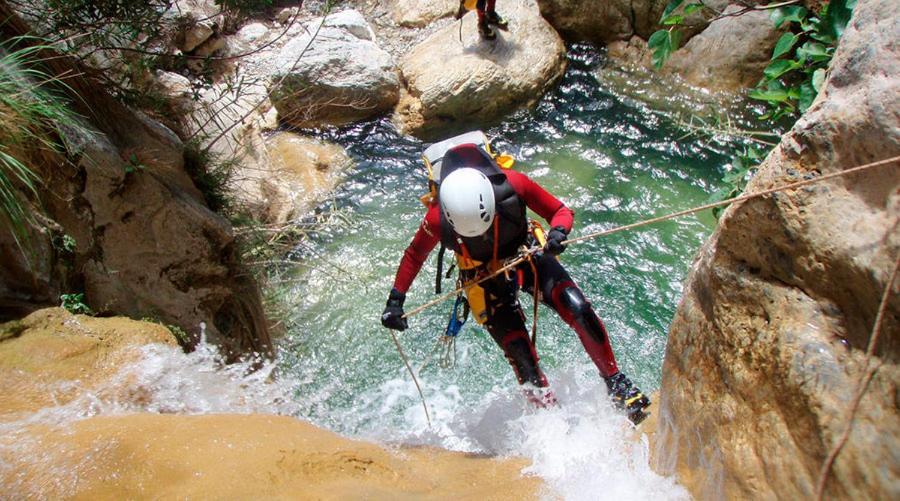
[439,168,495,237]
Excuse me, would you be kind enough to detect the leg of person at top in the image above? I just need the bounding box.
[482,275,557,408]
[482,0,508,29]
[526,253,651,424]
[475,0,496,40]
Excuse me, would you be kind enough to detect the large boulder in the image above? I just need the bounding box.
[394,0,566,139]
[267,9,400,128]
[0,308,541,499]
[536,0,730,44]
[391,0,456,28]
[655,1,900,498]
[663,4,785,92]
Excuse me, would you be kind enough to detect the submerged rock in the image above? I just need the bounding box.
[259,132,353,224]
[394,0,566,138]
[656,0,900,498]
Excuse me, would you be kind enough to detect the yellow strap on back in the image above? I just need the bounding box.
[464,0,478,10]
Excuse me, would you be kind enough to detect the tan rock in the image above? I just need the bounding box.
[663,4,785,92]
[536,0,730,44]
[5,414,541,499]
[0,308,541,499]
[0,308,177,417]
[656,0,900,498]
[394,0,566,139]
[391,0,457,28]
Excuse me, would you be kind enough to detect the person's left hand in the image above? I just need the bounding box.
[545,226,569,255]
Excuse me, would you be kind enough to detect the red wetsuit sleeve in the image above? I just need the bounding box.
[505,170,574,232]
[392,203,441,294]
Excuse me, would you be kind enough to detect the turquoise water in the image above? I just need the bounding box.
[275,45,744,464]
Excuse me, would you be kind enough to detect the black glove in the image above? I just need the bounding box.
[381,288,408,331]
[545,226,568,255]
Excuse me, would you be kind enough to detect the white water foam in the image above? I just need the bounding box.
[0,335,303,496]
[348,364,690,501]
[3,332,687,500]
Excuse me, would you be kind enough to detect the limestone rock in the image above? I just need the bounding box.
[0,308,177,416]
[257,132,353,224]
[261,9,398,129]
[663,4,785,91]
[537,0,639,43]
[168,0,224,52]
[181,21,215,52]
[394,0,566,139]
[391,0,457,28]
[536,0,729,44]
[656,0,900,498]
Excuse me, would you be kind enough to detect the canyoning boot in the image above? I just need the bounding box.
[485,10,508,30]
[604,372,651,425]
[478,18,496,40]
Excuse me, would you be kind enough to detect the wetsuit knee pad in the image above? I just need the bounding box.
[554,285,609,345]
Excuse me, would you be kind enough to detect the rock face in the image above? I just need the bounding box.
[0,11,271,359]
[394,0,566,138]
[268,9,400,128]
[655,1,900,499]
[0,308,177,416]
[663,4,785,92]
[536,0,730,44]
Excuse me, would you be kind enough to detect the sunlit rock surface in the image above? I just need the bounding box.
[391,0,456,28]
[394,0,566,138]
[656,1,900,498]
[0,309,540,499]
[261,132,354,224]
[268,9,400,128]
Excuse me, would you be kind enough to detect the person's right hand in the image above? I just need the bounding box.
[381,288,408,331]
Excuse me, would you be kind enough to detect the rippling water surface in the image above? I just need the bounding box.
[276,44,753,499]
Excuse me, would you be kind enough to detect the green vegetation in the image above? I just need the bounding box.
[0,38,79,260]
[650,0,857,119]
[60,293,93,315]
[749,0,857,119]
[649,0,857,215]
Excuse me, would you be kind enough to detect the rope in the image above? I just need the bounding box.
[402,155,900,320]
[563,155,900,246]
[814,256,899,500]
[385,328,432,428]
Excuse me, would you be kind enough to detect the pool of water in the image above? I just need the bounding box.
[273,43,756,499]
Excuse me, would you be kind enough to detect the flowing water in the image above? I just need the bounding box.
[271,44,758,498]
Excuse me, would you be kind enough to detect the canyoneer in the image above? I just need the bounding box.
[455,0,508,40]
[380,131,651,424]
